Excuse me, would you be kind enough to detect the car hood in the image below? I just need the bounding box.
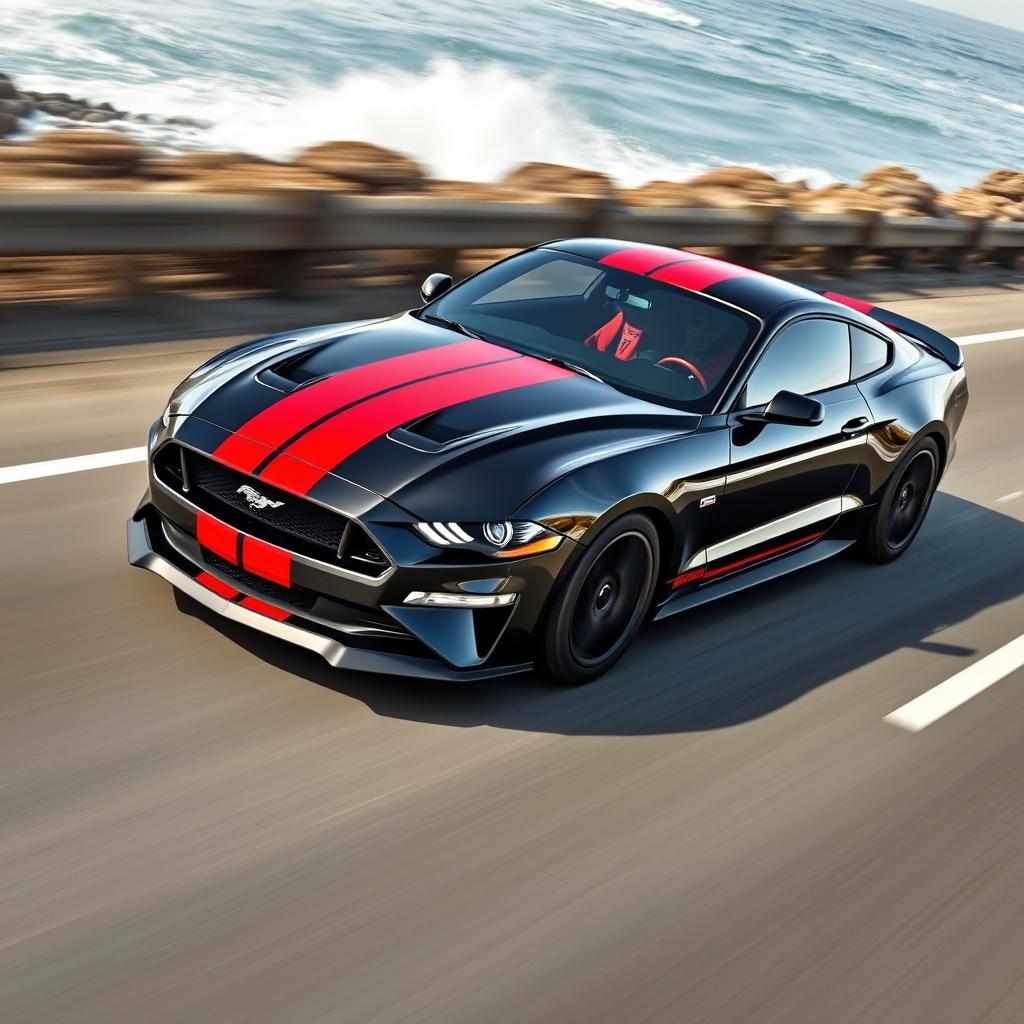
[175,313,700,519]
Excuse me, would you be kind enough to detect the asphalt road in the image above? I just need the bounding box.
[1,282,1023,1023]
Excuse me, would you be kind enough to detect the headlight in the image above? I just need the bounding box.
[161,402,172,429]
[414,520,561,558]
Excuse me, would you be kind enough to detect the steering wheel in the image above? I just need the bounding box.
[656,356,707,392]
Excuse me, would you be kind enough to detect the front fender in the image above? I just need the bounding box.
[515,428,730,579]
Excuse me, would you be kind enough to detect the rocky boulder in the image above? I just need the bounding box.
[294,141,425,192]
[0,129,149,184]
[626,166,794,208]
[939,185,1024,222]
[977,169,1024,203]
[500,162,617,199]
[853,165,940,216]
[141,150,355,193]
[425,179,532,201]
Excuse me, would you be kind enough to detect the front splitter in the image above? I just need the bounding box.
[127,515,531,682]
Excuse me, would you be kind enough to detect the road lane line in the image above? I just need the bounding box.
[0,447,146,485]
[997,491,1023,503]
[884,633,1024,732]
[954,328,1024,345]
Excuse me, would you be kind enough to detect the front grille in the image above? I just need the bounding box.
[154,443,391,578]
[205,551,318,611]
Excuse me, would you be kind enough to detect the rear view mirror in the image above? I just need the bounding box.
[742,390,825,427]
[421,273,453,304]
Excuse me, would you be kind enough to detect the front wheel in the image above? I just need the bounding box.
[537,513,659,685]
[859,437,940,563]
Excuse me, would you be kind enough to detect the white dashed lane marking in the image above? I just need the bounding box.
[0,447,147,485]
[885,634,1024,732]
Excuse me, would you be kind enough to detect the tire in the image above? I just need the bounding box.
[859,437,940,563]
[537,512,660,685]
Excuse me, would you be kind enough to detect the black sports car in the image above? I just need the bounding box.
[129,239,968,684]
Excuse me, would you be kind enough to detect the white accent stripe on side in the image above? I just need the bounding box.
[684,495,860,570]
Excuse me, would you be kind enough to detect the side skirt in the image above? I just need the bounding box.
[653,530,859,621]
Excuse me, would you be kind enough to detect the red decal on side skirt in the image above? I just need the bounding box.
[703,532,825,580]
[259,357,573,496]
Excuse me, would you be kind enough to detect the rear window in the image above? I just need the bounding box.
[425,249,760,412]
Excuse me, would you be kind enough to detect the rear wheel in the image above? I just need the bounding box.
[538,513,659,685]
[859,437,940,563]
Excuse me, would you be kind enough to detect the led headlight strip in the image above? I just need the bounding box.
[413,520,561,557]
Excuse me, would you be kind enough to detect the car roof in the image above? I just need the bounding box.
[545,238,834,320]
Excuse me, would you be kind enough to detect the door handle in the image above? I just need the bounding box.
[841,417,870,437]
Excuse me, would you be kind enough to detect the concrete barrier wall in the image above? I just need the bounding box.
[2,190,1022,281]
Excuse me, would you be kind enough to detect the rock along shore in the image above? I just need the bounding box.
[1,70,1022,222]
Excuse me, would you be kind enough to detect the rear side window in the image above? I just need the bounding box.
[744,318,850,407]
[850,325,889,378]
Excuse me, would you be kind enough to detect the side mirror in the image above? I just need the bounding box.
[743,390,825,426]
[420,273,453,304]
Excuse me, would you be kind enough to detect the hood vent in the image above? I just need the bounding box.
[391,408,513,453]
[256,344,334,392]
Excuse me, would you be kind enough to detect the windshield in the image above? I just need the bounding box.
[422,249,760,412]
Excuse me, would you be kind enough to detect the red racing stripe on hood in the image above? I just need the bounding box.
[257,356,574,496]
[651,256,760,292]
[212,338,512,474]
[599,245,687,274]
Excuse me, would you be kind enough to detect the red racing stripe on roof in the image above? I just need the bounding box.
[196,512,240,564]
[212,339,511,474]
[651,255,760,292]
[258,357,573,496]
[599,245,688,274]
[241,536,292,588]
[822,291,875,315]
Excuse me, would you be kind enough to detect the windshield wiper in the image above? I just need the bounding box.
[535,355,606,385]
[420,312,484,339]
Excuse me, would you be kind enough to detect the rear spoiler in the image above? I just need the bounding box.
[820,291,964,369]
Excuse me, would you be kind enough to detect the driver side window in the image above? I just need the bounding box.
[743,319,850,407]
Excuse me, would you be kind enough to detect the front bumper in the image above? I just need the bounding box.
[128,511,536,681]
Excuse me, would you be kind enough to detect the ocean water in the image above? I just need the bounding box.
[3,0,1022,190]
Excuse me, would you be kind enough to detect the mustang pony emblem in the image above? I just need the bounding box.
[236,484,285,511]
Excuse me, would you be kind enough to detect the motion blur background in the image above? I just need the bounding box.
[4,0,1024,187]
[3,3,1024,1023]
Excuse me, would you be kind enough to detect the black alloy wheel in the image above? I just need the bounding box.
[538,512,659,685]
[860,437,940,563]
